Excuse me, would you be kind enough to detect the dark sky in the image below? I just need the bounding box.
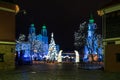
[15,0,112,51]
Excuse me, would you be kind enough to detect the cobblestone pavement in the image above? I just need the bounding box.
[0,63,120,80]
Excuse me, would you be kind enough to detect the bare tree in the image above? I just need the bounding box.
[74,22,87,52]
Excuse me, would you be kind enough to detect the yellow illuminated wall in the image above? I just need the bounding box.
[0,1,18,70]
[0,2,17,41]
[0,44,15,70]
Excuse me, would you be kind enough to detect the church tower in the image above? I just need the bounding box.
[41,25,48,44]
[84,14,103,62]
[41,25,47,36]
[28,24,36,42]
[29,24,36,34]
[88,14,97,37]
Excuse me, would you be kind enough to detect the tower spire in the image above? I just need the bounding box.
[41,24,47,36]
[89,14,94,23]
[29,23,36,34]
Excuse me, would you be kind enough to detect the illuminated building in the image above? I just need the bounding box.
[83,15,103,62]
[0,1,19,70]
[97,0,120,72]
[16,24,48,64]
[28,24,49,59]
[16,24,59,64]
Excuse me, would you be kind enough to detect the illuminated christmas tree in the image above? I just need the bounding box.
[47,33,58,61]
[74,15,103,62]
[84,15,103,62]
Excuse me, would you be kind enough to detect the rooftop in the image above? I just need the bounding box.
[101,0,120,9]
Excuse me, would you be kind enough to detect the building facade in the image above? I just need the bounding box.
[16,24,60,64]
[0,1,19,70]
[16,24,49,64]
[97,0,120,72]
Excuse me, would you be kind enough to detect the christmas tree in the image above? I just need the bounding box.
[47,33,58,61]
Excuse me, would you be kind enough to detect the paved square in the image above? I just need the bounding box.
[0,63,120,80]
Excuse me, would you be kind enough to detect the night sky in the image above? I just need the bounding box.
[15,0,112,51]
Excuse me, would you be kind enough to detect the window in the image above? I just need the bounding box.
[107,41,115,45]
[116,53,120,62]
[106,10,120,38]
[0,54,4,62]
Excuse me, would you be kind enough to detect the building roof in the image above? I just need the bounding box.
[97,0,120,16]
[101,0,120,9]
[0,1,19,13]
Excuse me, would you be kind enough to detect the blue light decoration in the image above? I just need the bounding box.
[83,15,103,62]
[15,24,59,65]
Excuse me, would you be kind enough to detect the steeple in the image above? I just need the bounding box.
[41,24,47,36]
[29,23,36,34]
[89,14,94,23]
